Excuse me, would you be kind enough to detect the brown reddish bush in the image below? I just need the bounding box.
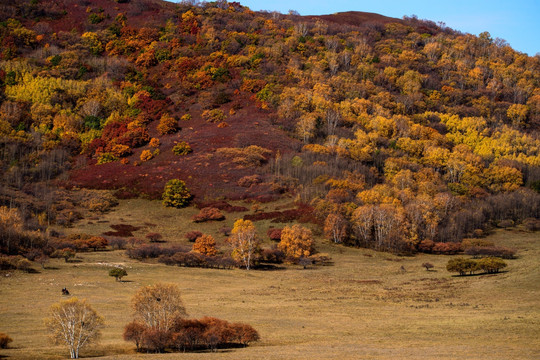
[191,207,225,223]
[146,232,164,242]
[260,248,284,264]
[218,227,231,237]
[108,237,127,249]
[141,328,171,353]
[237,175,262,188]
[126,244,189,260]
[185,231,203,242]
[417,239,435,253]
[267,228,282,241]
[85,236,108,251]
[523,218,540,231]
[464,246,516,259]
[497,219,514,228]
[123,322,146,351]
[432,242,461,255]
[0,333,13,349]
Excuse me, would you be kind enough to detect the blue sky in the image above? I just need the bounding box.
[235,0,540,56]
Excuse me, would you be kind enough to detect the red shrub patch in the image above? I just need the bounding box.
[267,228,282,241]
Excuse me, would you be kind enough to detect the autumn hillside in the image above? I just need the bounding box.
[0,0,539,254]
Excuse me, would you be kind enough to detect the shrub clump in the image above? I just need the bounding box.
[446,257,507,276]
[124,316,258,353]
[215,146,271,167]
[172,142,192,156]
[238,175,263,187]
[464,246,516,259]
[191,207,225,222]
[162,179,191,208]
[202,109,226,123]
[0,333,13,349]
[185,231,203,242]
[267,228,283,241]
[157,113,178,135]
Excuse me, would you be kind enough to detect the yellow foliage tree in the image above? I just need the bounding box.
[229,219,259,270]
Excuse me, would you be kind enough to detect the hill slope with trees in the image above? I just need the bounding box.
[0,0,539,255]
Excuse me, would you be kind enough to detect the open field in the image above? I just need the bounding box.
[0,199,539,360]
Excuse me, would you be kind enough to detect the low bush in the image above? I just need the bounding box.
[464,246,516,259]
[432,242,461,255]
[202,109,226,123]
[0,333,13,349]
[185,231,203,242]
[461,238,495,249]
[172,142,192,155]
[124,316,258,353]
[523,218,540,231]
[191,207,225,222]
[146,232,164,242]
[108,237,127,249]
[238,175,262,187]
[497,219,514,228]
[126,244,189,260]
[267,228,282,241]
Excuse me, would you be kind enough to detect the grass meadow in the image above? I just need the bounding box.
[0,199,538,359]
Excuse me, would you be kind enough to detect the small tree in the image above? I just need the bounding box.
[132,283,187,332]
[45,298,104,359]
[323,213,347,243]
[228,219,259,270]
[192,234,218,257]
[123,321,146,351]
[109,268,128,281]
[477,257,507,273]
[422,262,434,271]
[278,224,314,259]
[446,258,478,276]
[162,179,191,208]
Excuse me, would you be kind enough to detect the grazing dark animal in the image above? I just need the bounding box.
[62,288,70,295]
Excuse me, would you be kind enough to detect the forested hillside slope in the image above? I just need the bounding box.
[0,0,539,255]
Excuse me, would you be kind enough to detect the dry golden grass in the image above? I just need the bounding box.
[0,199,539,359]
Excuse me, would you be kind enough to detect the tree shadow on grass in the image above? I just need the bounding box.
[254,264,286,271]
[450,270,509,277]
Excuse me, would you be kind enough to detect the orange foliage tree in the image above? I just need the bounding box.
[192,234,218,257]
[278,224,314,259]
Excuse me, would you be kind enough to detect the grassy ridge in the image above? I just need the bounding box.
[0,200,538,359]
